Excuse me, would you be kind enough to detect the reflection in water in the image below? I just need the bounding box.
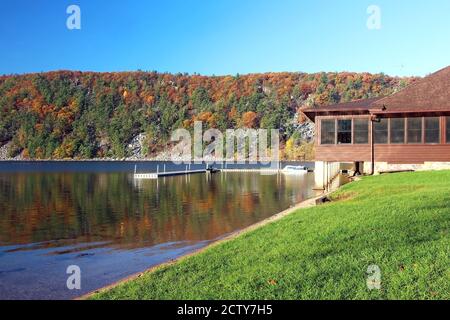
[0,171,315,299]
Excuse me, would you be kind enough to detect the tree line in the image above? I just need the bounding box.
[0,70,416,159]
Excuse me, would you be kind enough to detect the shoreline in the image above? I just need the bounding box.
[78,190,333,300]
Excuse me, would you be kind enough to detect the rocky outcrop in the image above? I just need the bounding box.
[295,122,315,142]
[126,133,146,159]
[0,142,9,160]
[0,142,24,161]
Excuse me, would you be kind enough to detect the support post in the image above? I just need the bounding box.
[370,116,376,175]
[314,161,326,190]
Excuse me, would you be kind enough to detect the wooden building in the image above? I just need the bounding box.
[302,66,450,188]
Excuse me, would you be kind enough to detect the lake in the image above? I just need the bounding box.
[0,161,317,299]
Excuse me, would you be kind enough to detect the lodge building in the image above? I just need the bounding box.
[302,66,450,189]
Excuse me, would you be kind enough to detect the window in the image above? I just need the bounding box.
[321,119,335,144]
[425,117,440,144]
[354,119,369,144]
[447,117,450,143]
[374,119,388,144]
[337,119,352,144]
[407,118,423,144]
[390,118,405,144]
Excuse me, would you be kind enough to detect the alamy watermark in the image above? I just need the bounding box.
[367,5,381,30]
[67,5,81,30]
[366,264,381,290]
[170,121,280,174]
[66,265,81,290]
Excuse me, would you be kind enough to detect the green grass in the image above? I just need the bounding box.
[92,171,450,300]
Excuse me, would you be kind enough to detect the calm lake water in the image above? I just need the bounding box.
[0,161,316,300]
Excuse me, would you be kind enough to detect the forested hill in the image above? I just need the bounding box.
[0,71,417,160]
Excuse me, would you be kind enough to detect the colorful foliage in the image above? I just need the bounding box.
[0,70,417,159]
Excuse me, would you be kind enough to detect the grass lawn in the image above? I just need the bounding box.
[92,171,449,300]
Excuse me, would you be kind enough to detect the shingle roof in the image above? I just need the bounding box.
[371,66,450,113]
[302,66,450,121]
[301,97,384,121]
[302,97,383,113]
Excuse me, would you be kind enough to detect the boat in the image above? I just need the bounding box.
[282,165,308,175]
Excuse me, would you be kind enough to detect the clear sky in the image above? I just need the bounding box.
[1,0,449,77]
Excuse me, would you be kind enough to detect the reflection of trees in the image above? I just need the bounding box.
[0,173,313,249]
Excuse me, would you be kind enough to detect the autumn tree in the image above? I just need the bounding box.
[241,111,258,128]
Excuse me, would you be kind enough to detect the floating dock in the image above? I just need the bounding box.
[221,168,314,173]
[133,164,210,180]
[220,169,280,173]
[133,165,313,179]
[134,169,207,179]
[133,173,159,179]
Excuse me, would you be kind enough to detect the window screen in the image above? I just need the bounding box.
[337,120,352,144]
[374,119,388,144]
[425,117,440,144]
[407,118,423,144]
[390,118,405,144]
[447,117,450,143]
[354,119,369,144]
[321,119,335,145]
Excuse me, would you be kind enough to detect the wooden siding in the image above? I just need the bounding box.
[316,144,450,163]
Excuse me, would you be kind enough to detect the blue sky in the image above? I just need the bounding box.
[1,0,449,76]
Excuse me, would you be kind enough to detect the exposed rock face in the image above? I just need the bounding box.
[295,122,315,143]
[0,142,24,160]
[127,133,146,159]
[0,143,9,160]
[290,110,315,143]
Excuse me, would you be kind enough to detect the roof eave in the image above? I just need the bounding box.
[370,109,450,115]
[302,109,372,122]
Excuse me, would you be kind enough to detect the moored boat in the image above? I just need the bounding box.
[282,165,308,175]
